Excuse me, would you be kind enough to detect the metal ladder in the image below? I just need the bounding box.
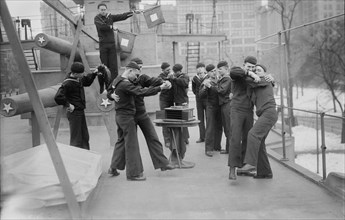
[186,42,200,75]
[23,48,38,70]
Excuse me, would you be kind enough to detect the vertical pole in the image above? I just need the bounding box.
[188,19,192,34]
[173,41,177,64]
[316,97,319,173]
[218,41,221,61]
[53,106,64,138]
[114,30,121,76]
[16,17,21,40]
[0,26,3,43]
[66,18,83,74]
[320,112,327,180]
[30,26,33,39]
[31,112,41,147]
[278,32,287,160]
[54,10,58,37]
[185,18,187,33]
[196,19,199,34]
[49,14,53,36]
[283,44,292,136]
[0,2,81,219]
[24,24,28,40]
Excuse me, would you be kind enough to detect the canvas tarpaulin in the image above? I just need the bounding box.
[2,142,102,207]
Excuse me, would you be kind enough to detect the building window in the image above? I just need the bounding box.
[232,47,243,53]
[231,30,242,37]
[231,21,242,28]
[244,38,255,44]
[222,13,230,20]
[243,12,255,19]
[243,21,255,28]
[243,3,254,10]
[243,29,255,36]
[231,38,242,45]
[230,3,242,11]
[207,47,218,54]
[244,46,255,52]
[231,13,242,20]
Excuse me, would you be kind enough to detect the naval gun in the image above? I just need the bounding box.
[0,85,62,147]
[0,85,60,117]
[34,33,81,61]
[33,32,100,113]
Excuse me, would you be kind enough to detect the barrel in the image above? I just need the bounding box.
[0,85,60,117]
[34,33,81,61]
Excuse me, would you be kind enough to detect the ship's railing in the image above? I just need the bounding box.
[276,104,344,180]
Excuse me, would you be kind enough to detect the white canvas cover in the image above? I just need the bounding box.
[2,142,102,207]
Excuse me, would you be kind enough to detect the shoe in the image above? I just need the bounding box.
[180,160,195,169]
[229,167,236,180]
[161,163,176,171]
[253,173,273,179]
[127,173,146,181]
[237,170,256,176]
[237,164,256,172]
[196,139,204,143]
[165,142,171,148]
[220,150,229,154]
[205,151,213,157]
[108,168,120,176]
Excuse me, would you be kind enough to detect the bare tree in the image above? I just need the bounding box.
[268,0,301,126]
[302,20,345,143]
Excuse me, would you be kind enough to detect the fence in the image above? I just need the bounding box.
[256,12,345,181]
[275,96,344,181]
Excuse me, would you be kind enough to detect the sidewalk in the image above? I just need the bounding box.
[1,115,344,219]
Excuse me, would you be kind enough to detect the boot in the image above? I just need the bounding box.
[229,166,236,180]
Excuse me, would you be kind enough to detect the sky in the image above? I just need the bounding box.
[5,0,42,37]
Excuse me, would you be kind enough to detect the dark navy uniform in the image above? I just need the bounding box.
[199,77,223,152]
[217,75,232,152]
[228,67,254,168]
[134,74,171,170]
[171,72,190,151]
[192,74,207,141]
[54,72,97,150]
[244,77,278,176]
[158,72,174,147]
[107,76,161,178]
[94,11,133,84]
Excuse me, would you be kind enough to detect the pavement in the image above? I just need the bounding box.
[1,112,344,219]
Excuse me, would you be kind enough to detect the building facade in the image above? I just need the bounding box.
[176,0,261,66]
[297,0,344,24]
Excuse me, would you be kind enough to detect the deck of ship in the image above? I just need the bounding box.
[1,109,344,220]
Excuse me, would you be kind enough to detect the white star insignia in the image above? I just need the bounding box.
[100,98,111,108]
[3,103,13,114]
[38,36,45,44]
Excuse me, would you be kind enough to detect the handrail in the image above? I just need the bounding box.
[31,48,38,70]
[255,13,345,42]
[276,104,345,120]
[275,104,344,180]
